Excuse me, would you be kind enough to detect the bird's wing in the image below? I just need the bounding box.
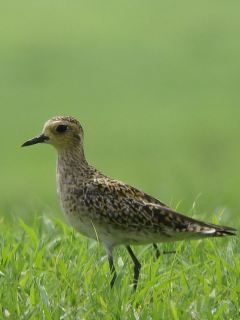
[87,177,168,206]
[82,178,236,236]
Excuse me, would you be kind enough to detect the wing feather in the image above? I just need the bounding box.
[82,177,236,237]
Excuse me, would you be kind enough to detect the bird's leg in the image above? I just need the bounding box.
[153,243,160,258]
[108,254,117,288]
[126,246,141,290]
[153,243,176,258]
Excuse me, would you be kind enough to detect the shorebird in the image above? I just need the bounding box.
[22,116,236,289]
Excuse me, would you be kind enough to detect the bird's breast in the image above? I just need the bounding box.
[57,181,98,238]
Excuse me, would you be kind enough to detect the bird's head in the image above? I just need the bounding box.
[22,116,84,151]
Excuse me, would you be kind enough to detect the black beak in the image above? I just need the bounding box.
[21,134,49,147]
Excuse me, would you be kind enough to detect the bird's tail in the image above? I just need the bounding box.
[198,222,237,237]
[162,207,237,240]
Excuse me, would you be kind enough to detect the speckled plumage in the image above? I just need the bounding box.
[22,116,236,289]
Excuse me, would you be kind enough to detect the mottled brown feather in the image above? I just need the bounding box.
[82,177,236,238]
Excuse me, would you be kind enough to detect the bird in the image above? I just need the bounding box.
[22,116,236,290]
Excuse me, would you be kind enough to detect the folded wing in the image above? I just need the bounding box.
[82,177,236,239]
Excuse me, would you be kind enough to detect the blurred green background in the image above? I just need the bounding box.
[0,1,239,224]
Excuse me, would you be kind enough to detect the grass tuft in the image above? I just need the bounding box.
[0,215,238,319]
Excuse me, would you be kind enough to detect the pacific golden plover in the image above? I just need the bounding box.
[22,116,236,289]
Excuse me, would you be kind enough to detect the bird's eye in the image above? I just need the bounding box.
[56,124,68,133]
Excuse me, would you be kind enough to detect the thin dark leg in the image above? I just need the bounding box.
[108,254,117,288]
[153,243,160,258]
[126,246,141,290]
[153,243,176,258]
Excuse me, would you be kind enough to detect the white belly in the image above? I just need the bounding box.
[66,210,99,240]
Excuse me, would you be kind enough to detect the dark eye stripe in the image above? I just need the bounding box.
[56,124,68,133]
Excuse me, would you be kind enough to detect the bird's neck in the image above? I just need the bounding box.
[57,145,91,183]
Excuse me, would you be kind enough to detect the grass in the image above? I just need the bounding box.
[0,216,239,319]
[0,0,240,319]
